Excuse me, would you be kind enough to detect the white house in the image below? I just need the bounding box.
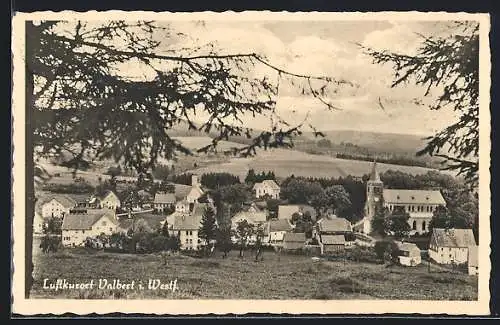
[468,245,479,276]
[61,210,119,247]
[428,228,477,265]
[186,175,204,204]
[393,241,422,267]
[172,212,203,251]
[41,195,77,218]
[253,180,280,199]
[98,190,121,209]
[33,209,46,235]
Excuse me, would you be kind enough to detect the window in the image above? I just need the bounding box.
[82,230,85,234]
[422,221,426,231]
[412,221,417,230]
[185,239,189,243]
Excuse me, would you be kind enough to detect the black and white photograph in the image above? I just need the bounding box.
[11,11,491,315]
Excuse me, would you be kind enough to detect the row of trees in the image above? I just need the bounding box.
[197,207,265,260]
[200,172,241,189]
[244,169,276,184]
[279,177,355,221]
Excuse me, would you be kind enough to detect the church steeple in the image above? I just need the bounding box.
[369,160,381,182]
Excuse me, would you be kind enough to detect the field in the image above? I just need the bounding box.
[31,244,477,300]
[34,135,449,188]
[184,144,445,180]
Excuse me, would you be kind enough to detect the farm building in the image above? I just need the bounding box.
[393,241,422,266]
[320,235,346,254]
[264,219,294,245]
[61,210,119,247]
[283,232,306,251]
[153,192,176,213]
[40,195,77,219]
[428,228,477,265]
[468,245,479,276]
[253,180,280,199]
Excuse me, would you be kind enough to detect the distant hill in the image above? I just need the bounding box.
[301,129,430,155]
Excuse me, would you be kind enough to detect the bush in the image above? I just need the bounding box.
[345,246,378,263]
[374,240,393,263]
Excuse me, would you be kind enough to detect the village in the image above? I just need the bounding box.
[33,161,479,280]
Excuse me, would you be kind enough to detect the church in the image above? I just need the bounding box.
[356,162,446,235]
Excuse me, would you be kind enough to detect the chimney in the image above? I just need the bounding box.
[191,174,199,187]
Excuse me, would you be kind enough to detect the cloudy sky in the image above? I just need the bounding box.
[114,19,464,136]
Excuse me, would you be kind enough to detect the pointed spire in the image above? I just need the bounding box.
[370,160,381,182]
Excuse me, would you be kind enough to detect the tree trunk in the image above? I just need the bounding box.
[24,22,36,298]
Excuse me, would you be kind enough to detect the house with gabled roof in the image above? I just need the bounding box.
[41,195,78,219]
[61,209,119,247]
[314,216,352,254]
[98,190,121,210]
[253,179,280,199]
[172,212,203,251]
[429,228,477,265]
[263,219,294,245]
[153,192,176,213]
[392,241,422,266]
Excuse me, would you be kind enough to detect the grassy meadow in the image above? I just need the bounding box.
[31,244,477,300]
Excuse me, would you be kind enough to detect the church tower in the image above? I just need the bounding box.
[363,161,384,234]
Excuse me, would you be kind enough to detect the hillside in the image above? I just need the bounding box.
[301,129,430,155]
[186,145,448,181]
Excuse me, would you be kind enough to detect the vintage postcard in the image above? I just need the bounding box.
[11,11,491,315]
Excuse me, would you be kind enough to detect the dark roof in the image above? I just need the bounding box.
[154,192,176,204]
[431,228,477,247]
[283,232,306,243]
[174,184,192,201]
[383,189,446,205]
[268,219,293,233]
[62,211,117,230]
[317,217,352,233]
[321,235,345,245]
[192,202,215,217]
